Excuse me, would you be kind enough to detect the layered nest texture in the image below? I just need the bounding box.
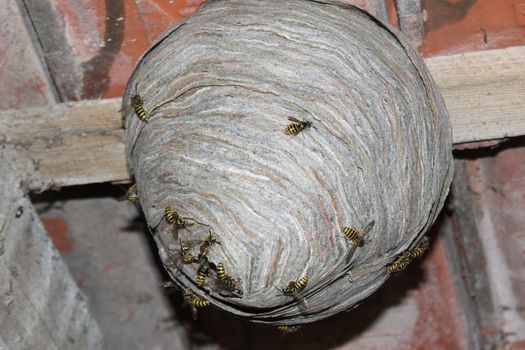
[122,0,453,325]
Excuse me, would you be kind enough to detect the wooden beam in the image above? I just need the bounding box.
[0,98,126,189]
[0,46,523,189]
[426,45,525,144]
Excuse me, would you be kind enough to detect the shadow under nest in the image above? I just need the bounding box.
[30,183,443,348]
[157,256,427,350]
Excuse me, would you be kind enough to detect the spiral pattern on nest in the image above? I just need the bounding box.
[122,0,453,324]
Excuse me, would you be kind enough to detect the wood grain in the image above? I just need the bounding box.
[0,98,126,189]
[426,45,525,144]
[0,47,523,188]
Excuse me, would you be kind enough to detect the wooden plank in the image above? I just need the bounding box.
[0,98,127,189]
[0,149,104,349]
[0,46,523,188]
[426,45,525,144]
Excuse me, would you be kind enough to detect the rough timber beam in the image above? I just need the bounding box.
[0,46,524,189]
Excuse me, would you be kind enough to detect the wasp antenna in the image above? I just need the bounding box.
[363,220,375,235]
[274,286,285,295]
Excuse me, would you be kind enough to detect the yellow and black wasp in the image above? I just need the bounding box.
[178,231,220,265]
[130,93,149,122]
[214,262,243,298]
[198,232,221,260]
[164,206,176,225]
[387,250,414,273]
[410,236,430,259]
[342,220,375,246]
[164,207,196,240]
[388,236,431,273]
[277,325,302,335]
[284,117,313,136]
[120,82,150,122]
[116,184,139,203]
[182,287,209,320]
[342,220,375,263]
[126,184,139,202]
[216,262,228,281]
[196,264,212,287]
[159,283,209,320]
[279,275,309,312]
[164,241,198,269]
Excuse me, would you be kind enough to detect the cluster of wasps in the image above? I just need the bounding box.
[120,184,243,319]
[162,206,243,319]
[126,92,432,333]
[387,235,430,273]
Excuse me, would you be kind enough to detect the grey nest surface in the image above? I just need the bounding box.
[122,0,453,325]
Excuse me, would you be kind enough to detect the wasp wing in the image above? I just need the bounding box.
[362,220,375,235]
[288,116,306,123]
[292,291,308,313]
[189,305,198,321]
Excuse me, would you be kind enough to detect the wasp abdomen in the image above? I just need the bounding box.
[191,297,210,308]
[131,94,149,122]
[342,226,364,246]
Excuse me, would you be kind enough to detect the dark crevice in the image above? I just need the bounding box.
[81,0,126,99]
[453,136,525,160]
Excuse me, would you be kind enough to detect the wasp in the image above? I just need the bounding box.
[342,220,375,246]
[196,264,211,287]
[131,93,149,122]
[213,262,243,297]
[116,184,139,203]
[220,276,243,297]
[164,207,196,240]
[180,242,199,264]
[410,236,430,259]
[284,117,313,136]
[387,250,413,273]
[164,206,176,225]
[164,241,198,269]
[283,275,308,294]
[277,325,302,334]
[180,232,220,264]
[216,262,227,281]
[127,184,139,202]
[279,275,309,312]
[343,220,375,263]
[198,232,221,259]
[182,288,209,320]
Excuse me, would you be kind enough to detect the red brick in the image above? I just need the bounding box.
[420,0,525,56]
[42,217,74,252]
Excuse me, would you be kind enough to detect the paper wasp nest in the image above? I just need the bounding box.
[122,0,453,325]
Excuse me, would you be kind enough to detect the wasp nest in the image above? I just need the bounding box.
[122,0,453,325]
